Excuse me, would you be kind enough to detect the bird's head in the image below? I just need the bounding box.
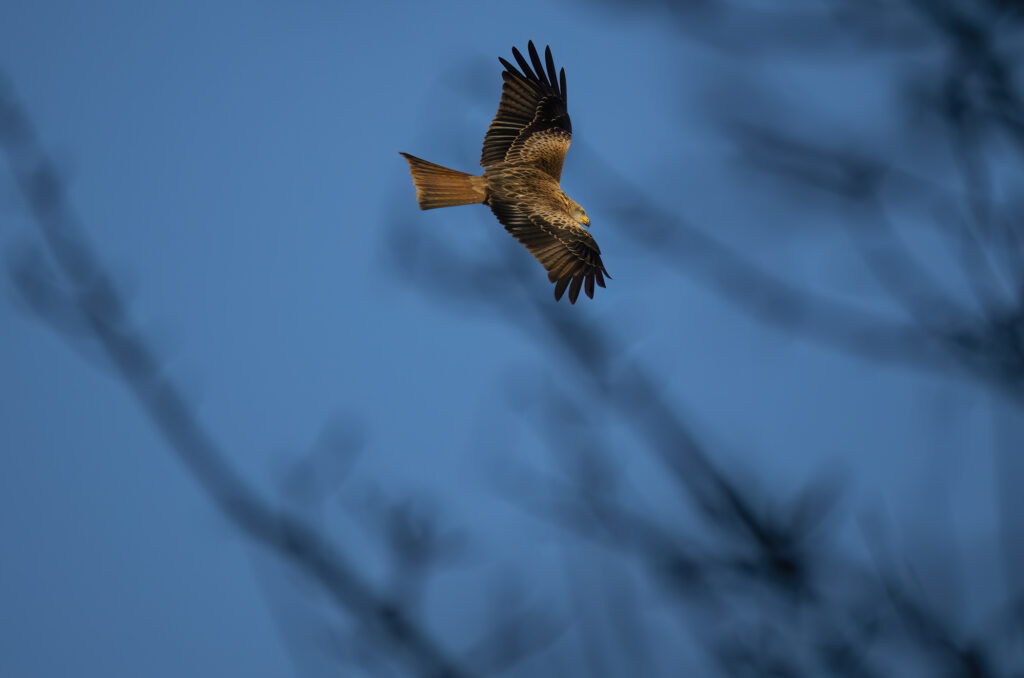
[565,195,590,228]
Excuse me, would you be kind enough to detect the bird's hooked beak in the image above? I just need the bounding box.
[581,215,591,227]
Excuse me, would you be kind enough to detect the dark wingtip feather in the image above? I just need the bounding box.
[595,270,606,288]
[528,42,549,87]
[584,273,594,299]
[568,275,583,303]
[560,68,567,101]
[545,47,558,95]
[511,46,534,80]
[554,277,570,301]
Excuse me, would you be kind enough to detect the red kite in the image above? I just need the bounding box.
[400,42,609,303]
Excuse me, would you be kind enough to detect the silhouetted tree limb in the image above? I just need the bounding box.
[574,0,1024,408]
[0,75,473,678]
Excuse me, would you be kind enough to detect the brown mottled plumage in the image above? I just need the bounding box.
[400,41,609,303]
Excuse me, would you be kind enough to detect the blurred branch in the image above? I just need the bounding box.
[0,75,471,678]
[579,0,1024,407]
[724,123,1024,402]
[574,141,964,376]
[386,208,993,674]
[388,59,1024,671]
[391,0,1024,673]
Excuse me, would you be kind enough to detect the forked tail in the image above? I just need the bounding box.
[399,153,487,209]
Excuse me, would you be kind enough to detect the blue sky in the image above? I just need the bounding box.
[0,1,1014,676]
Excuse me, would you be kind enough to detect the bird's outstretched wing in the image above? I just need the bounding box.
[481,42,571,180]
[489,199,608,303]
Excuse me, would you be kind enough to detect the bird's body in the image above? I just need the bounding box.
[484,166,566,219]
[400,42,609,303]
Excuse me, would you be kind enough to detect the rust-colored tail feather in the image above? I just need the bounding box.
[399,152,486,210]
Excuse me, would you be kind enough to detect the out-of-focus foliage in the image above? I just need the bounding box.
[3,0,1024,676]
[385,0,1024,675]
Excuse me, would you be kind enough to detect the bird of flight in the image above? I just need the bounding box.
[400,42,609,303]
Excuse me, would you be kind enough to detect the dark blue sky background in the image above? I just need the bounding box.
[2,1,1019,676]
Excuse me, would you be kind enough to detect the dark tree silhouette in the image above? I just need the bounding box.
[4,0,1024,675]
